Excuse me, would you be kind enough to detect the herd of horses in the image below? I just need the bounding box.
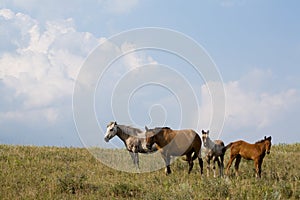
[104,121,272,178]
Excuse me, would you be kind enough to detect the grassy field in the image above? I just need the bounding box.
[0,144,299,199]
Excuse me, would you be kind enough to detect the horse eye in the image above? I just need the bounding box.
[110,128,114,132]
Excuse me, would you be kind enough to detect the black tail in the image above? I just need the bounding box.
[181,150,199,162]
[191,151,198,161]
[222,143,232,154]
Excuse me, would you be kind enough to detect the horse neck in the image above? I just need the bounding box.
[116,126,131,143]
[153,131,167,147]
[205,136,215,149]
[256,141,267,153]
[153,130,170,148]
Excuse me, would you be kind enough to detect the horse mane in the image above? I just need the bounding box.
[107,121,115,127]
[152,127,171,133]
[155,127,171,130]
[255,137,268,144]
[117,125,143,136]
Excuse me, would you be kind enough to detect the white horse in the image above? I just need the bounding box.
[104,121,157,169]
[201,130,225,177]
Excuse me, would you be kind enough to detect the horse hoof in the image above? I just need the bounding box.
[165,169,171,175]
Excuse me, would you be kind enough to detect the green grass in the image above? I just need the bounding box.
[0,144,299,199]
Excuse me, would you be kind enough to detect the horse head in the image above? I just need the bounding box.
[264,136,272,154]
[104,121,118,142]
[145,126,157,150]
[201,130,210,147]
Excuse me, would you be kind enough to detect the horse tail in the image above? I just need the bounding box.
[181,149,199,162]
[222,143,233,154]
[191,151,198,161]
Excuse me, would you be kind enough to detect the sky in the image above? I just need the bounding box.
[0,0,300,147]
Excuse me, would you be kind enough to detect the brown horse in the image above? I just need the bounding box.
[224,136,272,178]
[145,126,203,175]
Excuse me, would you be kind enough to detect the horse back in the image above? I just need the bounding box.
[230,140,263,160]
[174,129,201,144]
[160,129,201,156]
[214,139,225,147]
[178,129,202,153]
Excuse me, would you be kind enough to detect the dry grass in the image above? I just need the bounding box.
[0,144,299,199]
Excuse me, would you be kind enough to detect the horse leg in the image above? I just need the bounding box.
[258,159,263,178]
[212,158,216,178]
[206,156,211,177]
[255,158,263,178]
[135,153,140,170]
[211,156,216,177]
[234,155,241,176]
[215,157,221,178]
[225,154,236,176]
[220,154,225,177]
[162,153,171,175]
[198,153,204,175]
[129,152,136,165]
[186,153,194,174]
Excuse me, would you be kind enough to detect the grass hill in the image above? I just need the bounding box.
[0,144,299,199]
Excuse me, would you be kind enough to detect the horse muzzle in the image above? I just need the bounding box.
[104,137,110,142]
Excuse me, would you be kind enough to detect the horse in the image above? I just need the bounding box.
[145,126,203,175]
[224,136,272,178]
[201,130,225,177]
[104,121,157,169]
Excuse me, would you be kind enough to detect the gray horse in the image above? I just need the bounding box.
[104,121,157,169]
[201,130,225,177]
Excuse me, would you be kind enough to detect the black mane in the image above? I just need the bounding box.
[255,139,265,144]
[255,136,271,144]
[153,127,171,131]
[158,127,171,130]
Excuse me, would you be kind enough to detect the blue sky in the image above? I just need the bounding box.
[0,0,300,147]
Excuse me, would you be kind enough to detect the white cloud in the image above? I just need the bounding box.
[224,81,299,129]
[0,9,14,19]
[199,69,300,142]
[1,8,144,145]
[0,108,59,124]
[0,9,100,123]
[120,42,158,71]
[0,8,158,131]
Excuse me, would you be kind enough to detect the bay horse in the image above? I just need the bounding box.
[201,130,225,177]
[145,126,203,175]
[224,136,272,178]
[104,122,157,169]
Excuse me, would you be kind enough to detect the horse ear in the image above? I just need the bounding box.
[201,130,205,134]
[114,121,117,125]
[268,136,272,141]
[145,126,149,131]
[207,130,209,134]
